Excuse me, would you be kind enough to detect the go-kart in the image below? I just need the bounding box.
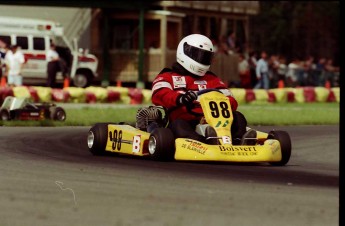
[0,96,66,121]
[87,89,291,166]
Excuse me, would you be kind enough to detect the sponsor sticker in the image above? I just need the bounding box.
[172,76,186,89]
[182,140,207,155]
[222,136,231,144]
[132,135,141,153]
[198,84,207,90]
[194,80,207,85]
[219,145,258,156]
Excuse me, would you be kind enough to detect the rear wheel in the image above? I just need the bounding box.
[87,123,109,155]
[50,107,66,121]
[148,128,175,161]
[0,109,11,121]
[268,131,291,166]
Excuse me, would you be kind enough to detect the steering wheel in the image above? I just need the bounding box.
[186,88,223,117]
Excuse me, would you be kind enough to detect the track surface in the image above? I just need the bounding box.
[0,125,339,226]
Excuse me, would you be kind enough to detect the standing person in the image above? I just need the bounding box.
[277,55,287,87]
[315,57,326,86]
[46,43,61,88]
[254,51,269,89]
[303,56,316,86]
[150,34,257,145]
[268,54,280,88]
[286,58,300,87]
[0,39,8,83]
[4,45,25,87]
[238,54,251,88]
[225,30,240,54]
[248,51,258,88]
[324,58,336,87]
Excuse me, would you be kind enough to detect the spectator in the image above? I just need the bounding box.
[286,58,300,87]
[46,43,67,88]
[0,39,8,81]
[248,50,258,88]
[303,56,316,86]
[277,55,287,87]
[315,57,326,86]
[217,35,230,55]
[4,45,25,87]
[324,58,336,87]
[294,58,305,86]
[254,51,269,89]
[225,30,239,54]
[268,54,280,88]
[238,54,251,88]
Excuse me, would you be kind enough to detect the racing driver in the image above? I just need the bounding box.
[151,34,256,145]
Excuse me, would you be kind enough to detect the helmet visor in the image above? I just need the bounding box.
[183,42,214,65]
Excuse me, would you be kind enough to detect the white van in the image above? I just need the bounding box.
[0,16,98,87]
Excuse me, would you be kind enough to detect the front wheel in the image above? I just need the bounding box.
[87,123,109,155]
[0,109,11,121]
[268,130,291,166]
[148,128,175,161]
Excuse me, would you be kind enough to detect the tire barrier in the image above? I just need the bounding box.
[0,86,340,105]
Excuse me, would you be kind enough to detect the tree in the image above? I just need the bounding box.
[249,1,339,64]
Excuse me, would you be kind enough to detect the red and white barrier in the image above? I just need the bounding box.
[0,86,340,105]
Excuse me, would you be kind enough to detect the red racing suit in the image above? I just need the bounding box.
[151,68,238,122]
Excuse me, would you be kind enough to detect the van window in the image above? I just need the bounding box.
[0,35,11,47]
[16,36,28,49]
[33,37,45,50]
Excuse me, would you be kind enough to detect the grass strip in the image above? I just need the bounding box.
[0,102,339,127]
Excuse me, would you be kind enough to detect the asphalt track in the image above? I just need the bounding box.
[0,125,339,226]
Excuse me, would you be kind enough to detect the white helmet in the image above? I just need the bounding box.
[176,34,214,76]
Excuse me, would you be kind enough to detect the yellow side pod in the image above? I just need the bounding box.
[174,138,282,163]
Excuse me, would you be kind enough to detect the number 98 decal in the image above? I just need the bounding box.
[209,101,230,118]
[109,129,122,151]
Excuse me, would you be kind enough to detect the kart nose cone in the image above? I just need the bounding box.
[87,131,95,148]
[148,136,157,155]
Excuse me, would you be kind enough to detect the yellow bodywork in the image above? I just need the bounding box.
[105,124,150,156]
[174,138,282,162]
[199,91,234,143]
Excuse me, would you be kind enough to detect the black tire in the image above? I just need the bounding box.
[0,109,11,121]
[73,73,90,88]
[87,123,109,156]
[268,131,291,166]
[148,128,175,161]
[50,107,66,121]
[232,111,248,144]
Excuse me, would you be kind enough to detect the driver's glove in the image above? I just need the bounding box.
[177,90,198,106]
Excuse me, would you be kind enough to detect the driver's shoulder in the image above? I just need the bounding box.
[158,68,172,75]
[205,71,218,77]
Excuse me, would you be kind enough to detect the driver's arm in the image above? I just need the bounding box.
[151,73,181,108]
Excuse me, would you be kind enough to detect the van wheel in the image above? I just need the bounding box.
[73,73,90,88]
